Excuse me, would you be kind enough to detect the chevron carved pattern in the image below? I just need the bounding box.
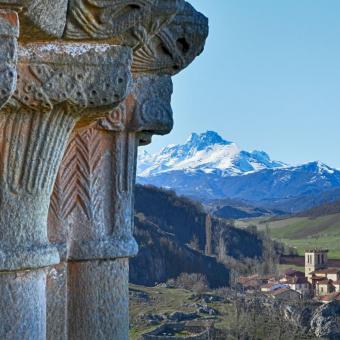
[50,127,103,221]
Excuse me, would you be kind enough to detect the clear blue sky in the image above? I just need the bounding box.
[144,0,340,168]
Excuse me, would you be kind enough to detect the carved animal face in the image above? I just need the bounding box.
[132,1,208,75]
[98,74,173,144]
[128,74,173,142]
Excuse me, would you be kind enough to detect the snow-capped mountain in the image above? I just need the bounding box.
[138,131,286,177]
[137,131,340,213]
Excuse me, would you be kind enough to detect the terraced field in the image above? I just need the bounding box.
[235,213,340,259]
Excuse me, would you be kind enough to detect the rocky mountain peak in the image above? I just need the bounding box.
[138,131,285,177]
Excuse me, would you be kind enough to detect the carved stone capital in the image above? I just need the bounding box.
[0,43,132,271]
[11,43,131,119]
[64,0,208,76]
[64,0,184,49]
[132,1,208,75]
[0,10,18,109]
[0,1,208,79]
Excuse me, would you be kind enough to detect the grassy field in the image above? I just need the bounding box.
[129,283,234,339]
[235,213,340,259]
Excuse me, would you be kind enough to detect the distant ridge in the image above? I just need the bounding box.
[297,199,340,218]
[138,131,340,213]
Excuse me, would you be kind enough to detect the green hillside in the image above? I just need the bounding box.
[235,213,340,259]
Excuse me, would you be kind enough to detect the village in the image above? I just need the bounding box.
[238,249,340,304]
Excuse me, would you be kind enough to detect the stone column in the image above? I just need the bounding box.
[66,126,138,340]
[48,74,172,340]
[48,127,138,340]
[0,42,131,340]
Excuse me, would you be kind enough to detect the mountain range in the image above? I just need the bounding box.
[137,131,340,213]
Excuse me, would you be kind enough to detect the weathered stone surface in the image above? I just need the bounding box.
[49,74,172,261]
[98,74,173,146]
[0,269,46,340]
[49,127,139,261]
[121,74,173,144]
[64,0,183,48]
[67,259,129,340]
[310,301,340,338]
[47,73,173,339]
[0,0,68,40]
[46,263,68,340]
[0,10,18,108]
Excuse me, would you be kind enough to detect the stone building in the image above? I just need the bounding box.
[304,249,340,298]
[333,280,340,292]
[305,248,328,276]
[285,276,311,297]
[0,1,208,339]
[268,287,301,301]
[315,279,334,296]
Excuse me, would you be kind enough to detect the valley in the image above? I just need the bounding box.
[134,131,340,339]
[131,184,340,339]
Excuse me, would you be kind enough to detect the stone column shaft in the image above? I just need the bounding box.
[67,258,130,339]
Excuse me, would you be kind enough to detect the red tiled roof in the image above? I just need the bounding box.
[270,288,297,296]
[285,276,308,284]
[319,292,340,302]
[238,274,271,285]
[316,279,331,285]
[312,276,329,282]
[313,268,340,275]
